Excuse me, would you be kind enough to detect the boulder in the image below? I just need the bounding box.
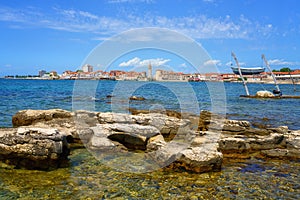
[256,90,275,98]
[175,145,223,173]
[12,109,72,127]
[129,96,146,101]
[7,109,300,173]
[90,123,160,150]
[150,131,223,173]
[0,127,70,170]
[146,134,166,152]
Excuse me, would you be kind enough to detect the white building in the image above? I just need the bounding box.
[155,70,185,81]
[82,64,93,73]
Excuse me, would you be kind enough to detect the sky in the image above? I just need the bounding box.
[1,0,300,76]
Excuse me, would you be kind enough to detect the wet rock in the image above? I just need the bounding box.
[129,96,146,101]
[260,149,296,158]
[197,110,226,131]
[0,127,70,170]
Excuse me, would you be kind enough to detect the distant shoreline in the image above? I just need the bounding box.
[1,77,300,84]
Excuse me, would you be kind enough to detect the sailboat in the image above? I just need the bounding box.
[231,66,265,75]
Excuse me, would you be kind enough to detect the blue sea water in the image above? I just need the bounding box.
[0,79,300,199]
[0,79,299,129]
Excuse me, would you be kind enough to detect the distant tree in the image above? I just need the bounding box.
[237,77,247,81]
[280,67,292,72]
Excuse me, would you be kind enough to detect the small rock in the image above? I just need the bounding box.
[256,90,275,98]
[129,96,146,101]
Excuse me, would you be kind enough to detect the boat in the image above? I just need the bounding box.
[231,66,265,75]
[231,52,300,99]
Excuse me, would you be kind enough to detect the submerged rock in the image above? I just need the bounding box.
[129,96,146,101]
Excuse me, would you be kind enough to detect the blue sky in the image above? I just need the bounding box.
[1,0,300,76]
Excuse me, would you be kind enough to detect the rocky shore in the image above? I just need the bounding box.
[0,109,299,172]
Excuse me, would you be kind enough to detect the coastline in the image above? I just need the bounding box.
[2,77,300,84]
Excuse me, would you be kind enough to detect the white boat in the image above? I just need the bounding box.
[231,66,265,75]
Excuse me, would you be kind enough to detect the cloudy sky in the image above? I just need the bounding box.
[1,0,300,75]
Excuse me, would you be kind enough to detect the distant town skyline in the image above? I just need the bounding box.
[1,1,300,76]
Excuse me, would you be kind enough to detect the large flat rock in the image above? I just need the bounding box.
[0,127,70,170]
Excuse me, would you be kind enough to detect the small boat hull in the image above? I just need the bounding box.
[240,95,300,99]
[231,67,265,75]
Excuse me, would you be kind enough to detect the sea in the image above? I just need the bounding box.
[0,79,299,199]
[1,79,299,129]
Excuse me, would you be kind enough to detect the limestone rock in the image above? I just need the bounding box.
[175,145,223,173]
[146,134,166,152]
[286,130,300,150]
[90,123,160,150]
[129,96,146,101]
[151,131,223,173]
[12,109,72,127]
[0,127,70,170]
[256,90,275,98]
[89,135,115,148]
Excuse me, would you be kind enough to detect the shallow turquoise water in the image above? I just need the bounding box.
[1,79,299,129]
[0,148,299,199]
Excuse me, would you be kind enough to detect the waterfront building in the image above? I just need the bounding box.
[220,73,239,82]
[39,70,46,77]
[261,69,300,83]
[82,64,93,73]
[204,73,222,81]
[155,69,186,81]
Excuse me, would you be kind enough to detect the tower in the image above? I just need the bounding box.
[82,64,93,73]
[148,62,152,81]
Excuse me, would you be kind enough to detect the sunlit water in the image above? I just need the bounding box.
[0,79,299,199]
[0,148,299,199]
[1,79,300,129]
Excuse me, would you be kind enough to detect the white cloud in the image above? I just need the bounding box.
[179,63,188,68]
[226,61,246,66]
[203,59,222,67]
[119,57,141,67]
[0,7,274,40]
[119,57,170,67]
[268,59,295,66]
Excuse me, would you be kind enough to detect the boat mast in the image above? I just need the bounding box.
[231,52,250,96]
[289,70,296,92]
[261,54,281,94]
